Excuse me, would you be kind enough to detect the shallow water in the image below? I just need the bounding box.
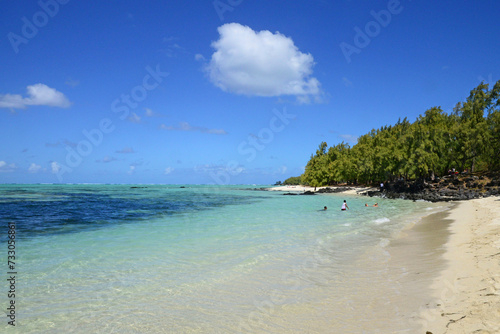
[0,184,448,333]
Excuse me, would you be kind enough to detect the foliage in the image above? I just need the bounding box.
[282,175,302,185]
[301,81,500,185]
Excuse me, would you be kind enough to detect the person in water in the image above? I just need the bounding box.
[323,206,327,210]
[373,203,378,207]
[341,200,349,211]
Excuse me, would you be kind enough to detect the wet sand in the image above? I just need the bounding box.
[265,186,499,332]
[421,196,500,334]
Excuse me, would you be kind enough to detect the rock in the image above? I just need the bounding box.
[363,174,499,202]
[316,187,353,193]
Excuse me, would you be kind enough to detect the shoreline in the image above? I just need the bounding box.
[358,194,500,333]
[421,196,500,333]
[267,178,500,202]
[266,184,378,195]
[271,185,500,333]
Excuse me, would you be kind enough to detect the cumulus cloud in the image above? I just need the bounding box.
[28,163,42,173]
[164,167,174,175]
[206,23,321,102]
[160,122,227,135]
[0,84,71,110]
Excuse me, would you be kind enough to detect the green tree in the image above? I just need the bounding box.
[300,80,500,185]
[302,142,330,186]
[483,80,500,170]
[453,82,495,172]
[283,176,302,185]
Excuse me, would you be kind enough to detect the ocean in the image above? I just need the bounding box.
[0,184,448,333]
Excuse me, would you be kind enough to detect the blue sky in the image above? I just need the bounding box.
[1,0,499,184]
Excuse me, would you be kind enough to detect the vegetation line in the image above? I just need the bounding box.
[284,80,500,187]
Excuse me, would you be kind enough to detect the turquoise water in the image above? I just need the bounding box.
[1,185,447,333]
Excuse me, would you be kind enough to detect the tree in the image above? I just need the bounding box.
[299,80,500,186]
[283,176,302,185]
[302,142,330,186]
[453,82,495,172]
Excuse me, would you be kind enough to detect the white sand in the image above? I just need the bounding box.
[267,185,378,195]
[267,186,500,333]
[421,196,500,333]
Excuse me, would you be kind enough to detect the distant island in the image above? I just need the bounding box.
[278,80,500,201]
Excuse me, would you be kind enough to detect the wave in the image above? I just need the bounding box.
[373,217,390,225]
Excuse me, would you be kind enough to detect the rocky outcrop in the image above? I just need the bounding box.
[316,187,354,193]
[364,174,500,202]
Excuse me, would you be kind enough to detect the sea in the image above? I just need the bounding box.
[0,184,449,333]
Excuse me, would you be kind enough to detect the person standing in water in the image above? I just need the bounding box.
[341,200,349,211]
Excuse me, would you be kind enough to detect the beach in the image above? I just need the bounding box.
[421,196,500,333]
[267,185,500,333]
[267,184,378,195]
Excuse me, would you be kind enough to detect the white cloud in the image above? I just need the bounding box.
[51,162,61,174]
[0,161,17,172]
[164,167,174,175]
[0,84,71,110]
[195,54,206,61]
[161,122,227,135]
[144,108,164,117]
[206,23,321,102]
[28,163,42,173]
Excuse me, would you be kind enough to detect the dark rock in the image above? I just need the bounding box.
[316,187,353,193]
[364,175,500,202]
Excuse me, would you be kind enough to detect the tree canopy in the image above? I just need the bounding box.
[297,81,500,186]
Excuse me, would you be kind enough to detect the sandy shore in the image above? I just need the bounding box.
[266,185,378,195]
[269,186,499,333]
[419,196,500,334]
